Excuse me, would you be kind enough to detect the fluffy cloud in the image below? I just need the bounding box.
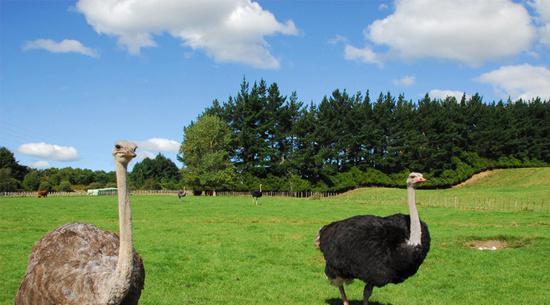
[344,44,381,65]
[137,138,180,152]
[429,89,468,101]
[531,0,550,22]
[18,143,79,161]
[348,0,535,65]
[393,75,415,87]
[477,64,550,100]
[76,0,297,69]
[540,24,550,45]
[28,161,51,168]
[531,0,550,45]
[23,39,99,58]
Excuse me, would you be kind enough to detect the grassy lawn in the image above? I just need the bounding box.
[1,169,549,305]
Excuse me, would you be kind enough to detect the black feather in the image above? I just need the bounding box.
[319,213,430,287]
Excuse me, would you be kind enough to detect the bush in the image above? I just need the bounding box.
[38,181,52,192]
[86,182,105,190]
[57,180,73,192]
[143,178,161,190]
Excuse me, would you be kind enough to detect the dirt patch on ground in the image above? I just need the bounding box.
[454,170,499,188]
[465,239,509,250]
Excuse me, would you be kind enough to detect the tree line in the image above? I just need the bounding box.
[2,79,548,193]
[0,147,181,192]
[179,79,549,191]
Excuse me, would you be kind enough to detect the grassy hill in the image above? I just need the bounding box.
[455,167,550,189]
[334,167,550,212]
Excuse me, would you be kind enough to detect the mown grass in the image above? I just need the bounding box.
[1,169,549,305]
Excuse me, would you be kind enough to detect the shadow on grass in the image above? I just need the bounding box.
[325,298,389,305]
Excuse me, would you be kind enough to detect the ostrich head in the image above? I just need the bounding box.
[113,140,137,165]
[406,172,426,187]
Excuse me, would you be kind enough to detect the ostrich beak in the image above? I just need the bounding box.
[418,177,427,183]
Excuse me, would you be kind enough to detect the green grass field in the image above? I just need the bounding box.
[1,168,549,305]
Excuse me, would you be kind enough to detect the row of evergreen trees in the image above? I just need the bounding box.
[193,79,548,190]
[2,79,548,193]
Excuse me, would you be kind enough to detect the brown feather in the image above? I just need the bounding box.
[15,223,144,305]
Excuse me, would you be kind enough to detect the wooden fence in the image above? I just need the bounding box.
[213,191,338,198]
[0,191,87,197]
[0,190,339,198]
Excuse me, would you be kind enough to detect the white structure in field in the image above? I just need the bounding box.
[87,188,118,196]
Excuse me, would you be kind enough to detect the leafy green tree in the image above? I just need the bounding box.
[38,181,52,192]
[22,170,41,191]
[0,168,20,192]
[179,114,235,191]
[131,154,181,189]
[0,147,29,181]
[57,180,73,192]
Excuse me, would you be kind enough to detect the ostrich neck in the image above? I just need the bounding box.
[104,161,134,304]
[407,185,422,246]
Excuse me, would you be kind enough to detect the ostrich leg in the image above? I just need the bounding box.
[363,283,374,305]
[338,285,350,305]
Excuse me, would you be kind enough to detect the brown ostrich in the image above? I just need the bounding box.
[15,141,145,305]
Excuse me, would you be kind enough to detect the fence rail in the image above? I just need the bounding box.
[0,190,339,198]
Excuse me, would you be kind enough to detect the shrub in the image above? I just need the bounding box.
[57,180,73,192]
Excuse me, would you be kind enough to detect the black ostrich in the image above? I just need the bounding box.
[178,187,187,200]
[177,189,186,200]
[317,172,430,305]
[250,183,262,205]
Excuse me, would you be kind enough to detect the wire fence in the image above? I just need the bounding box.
[1,191,545,212]
[420,196,548,212]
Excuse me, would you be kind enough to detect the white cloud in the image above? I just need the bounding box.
[477,64,550,100]
[136,150,156,161]
[531,0,550,22]
[328,35,348,45]
[23,39,99,58]
[18,143,79,161]
[76,0,297,69]
[348,0,535,66]
[531,0,550,45]
[393,75,415,87]
[540,24,550,45]
[378,3,389,11]
[429,89,468,101]
[137,138,180,152]
[344,44,381,65]
[28,161,51,168]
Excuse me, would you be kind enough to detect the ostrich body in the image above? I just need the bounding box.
[318,172,430,305]
[15,141,145,305]
[250,184,262,205]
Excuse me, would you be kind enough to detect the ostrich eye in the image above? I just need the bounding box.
[133,147,137,152]
[115,144,122,149]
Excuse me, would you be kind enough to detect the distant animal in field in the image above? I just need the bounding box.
[317,172,430,305]
[178,189,186,200]
[37,190,49,198]
[250,184,262,205]
[15,141,145,305]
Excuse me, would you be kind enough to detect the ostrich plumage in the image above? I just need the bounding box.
[318,172,430,305]
[250,184,262,205]
[15,141,145,305]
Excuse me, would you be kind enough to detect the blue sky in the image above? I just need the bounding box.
[1,0,549,171]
